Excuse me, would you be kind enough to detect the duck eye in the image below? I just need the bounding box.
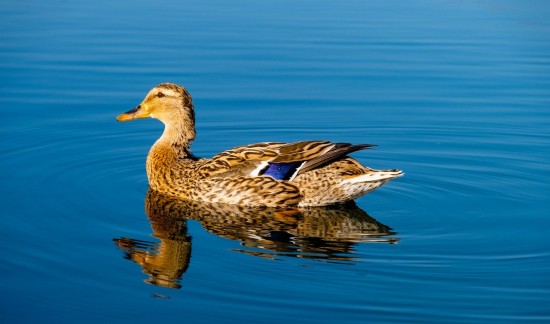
[157,92,165,98]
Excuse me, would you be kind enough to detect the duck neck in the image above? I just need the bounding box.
[151,103,196,157]
[154,121,195,159]
[145,104,198,193]
[146,121,195,190]
[149,119,195,163]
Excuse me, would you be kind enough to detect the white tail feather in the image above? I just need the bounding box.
[341,170,404,184]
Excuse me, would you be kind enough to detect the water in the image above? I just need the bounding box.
[2,0,549,322]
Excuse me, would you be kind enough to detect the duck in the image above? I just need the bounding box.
[116,83,403,207]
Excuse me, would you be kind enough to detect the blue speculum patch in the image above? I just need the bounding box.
[261,162,303,180]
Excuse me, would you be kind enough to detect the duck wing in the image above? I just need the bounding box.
[198,140,375,181]
[296,142,375,175]
[197,142,285,178]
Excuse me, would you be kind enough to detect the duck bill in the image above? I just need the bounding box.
[116,105,150,122]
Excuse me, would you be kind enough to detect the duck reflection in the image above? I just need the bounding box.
[114,188,397,289]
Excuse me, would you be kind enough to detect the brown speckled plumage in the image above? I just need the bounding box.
[117,83,403,207]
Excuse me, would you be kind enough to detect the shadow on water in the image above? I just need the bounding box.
[114,188,397,289]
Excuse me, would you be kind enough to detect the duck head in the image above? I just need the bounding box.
[117,83,196,143]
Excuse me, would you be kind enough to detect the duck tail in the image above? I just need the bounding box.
[342,169,404,185]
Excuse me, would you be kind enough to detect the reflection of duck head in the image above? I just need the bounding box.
[114,188,397,288]
[114,235,189,289]
[113,193,191,289]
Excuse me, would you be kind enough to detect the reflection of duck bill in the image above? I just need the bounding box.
[113,188,397,289]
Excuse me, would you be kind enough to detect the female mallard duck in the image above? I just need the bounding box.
[117,83,403,207]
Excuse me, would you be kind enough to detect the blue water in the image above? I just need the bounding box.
[2,0,549,323]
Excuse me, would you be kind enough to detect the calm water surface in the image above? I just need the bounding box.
[2,0,549,323]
